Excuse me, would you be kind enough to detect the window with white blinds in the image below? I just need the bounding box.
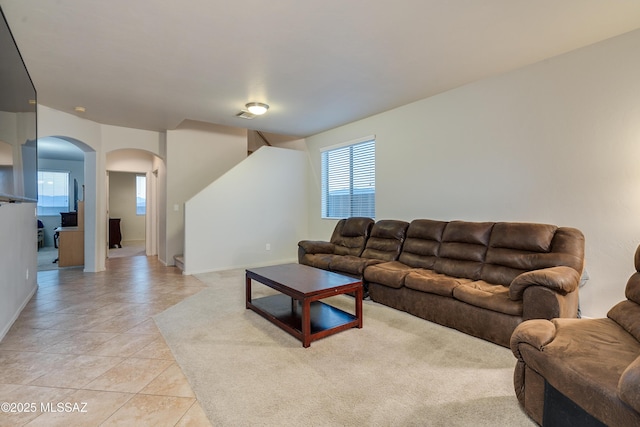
[321,138,375,219]
[37,170,69,216]
[136,175,146,216]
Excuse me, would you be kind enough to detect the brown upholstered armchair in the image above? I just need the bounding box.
[511,244,640,426]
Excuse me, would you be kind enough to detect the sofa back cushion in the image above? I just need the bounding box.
[481,223,555,286]
[609,248,640,342]
[331,217,374,256]
[481,224,584,286]
[398,219,447,269]
[361,220,409,261]
[628,244,640,304]
[433,221,493,280]
[608,299,640,343]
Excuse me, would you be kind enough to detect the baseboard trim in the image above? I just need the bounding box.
[0,284,38,341]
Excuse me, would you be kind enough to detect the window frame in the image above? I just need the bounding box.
[320,136,375,219]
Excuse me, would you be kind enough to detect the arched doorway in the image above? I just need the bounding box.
[36,136,96,271]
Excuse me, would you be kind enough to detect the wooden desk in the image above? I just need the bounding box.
[56,227,84,267]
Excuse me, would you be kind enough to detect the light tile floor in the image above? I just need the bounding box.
[0,256,213,426]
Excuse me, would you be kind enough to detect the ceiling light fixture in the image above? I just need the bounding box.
[245,102,269,116]
[74,106,86,113]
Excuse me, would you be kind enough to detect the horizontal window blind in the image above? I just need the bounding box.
[37,170,69,216]
[136,175,146,215]
[321,139,375,219]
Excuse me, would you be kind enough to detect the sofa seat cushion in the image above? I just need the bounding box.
[404,269,472,297]
[329,255,383,276]
[363,261,413,289]
[453,281,523,316]
[521,318,640,388]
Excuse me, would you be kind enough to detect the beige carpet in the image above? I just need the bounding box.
[154,268,535,426]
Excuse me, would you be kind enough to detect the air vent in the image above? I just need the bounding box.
[235,110,256,119]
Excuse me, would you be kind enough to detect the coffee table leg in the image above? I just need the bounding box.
[302,299,311,348]
[245,274,251,309]
[356,286,363,328]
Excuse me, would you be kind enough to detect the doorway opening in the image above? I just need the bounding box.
[36,136,90,271]
[107,171,146,258]
[106,149,161,260]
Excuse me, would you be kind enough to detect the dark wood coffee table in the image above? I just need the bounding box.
[246,263,363,347]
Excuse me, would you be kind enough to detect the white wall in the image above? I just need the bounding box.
[106,149,157,172]
[0,202,38,339]
[102,125,162,154]
[306,29,640,318]
[165,121,247,265]
[184,146,308,274]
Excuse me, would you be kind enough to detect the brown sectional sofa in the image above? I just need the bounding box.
[510,245,640,426]
[299,217,585,348]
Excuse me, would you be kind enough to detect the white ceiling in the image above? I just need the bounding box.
[2,0,640,138]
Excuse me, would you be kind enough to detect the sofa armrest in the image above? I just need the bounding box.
[510,319,557,361]
[510,266,581,301]
[298,240,335,254]
[618,355,640,414]
[298,240,336,264]
[510,319,556,420]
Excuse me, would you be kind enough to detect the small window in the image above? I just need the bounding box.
[321,138,375,219]
[136,175,146,215]
[37,170,69,216]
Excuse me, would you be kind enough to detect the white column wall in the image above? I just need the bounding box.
[38,106,103,271]
[0,202,38,339]
[165,121,247,265]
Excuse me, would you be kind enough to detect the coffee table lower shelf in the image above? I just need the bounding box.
[249,294,359,346]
